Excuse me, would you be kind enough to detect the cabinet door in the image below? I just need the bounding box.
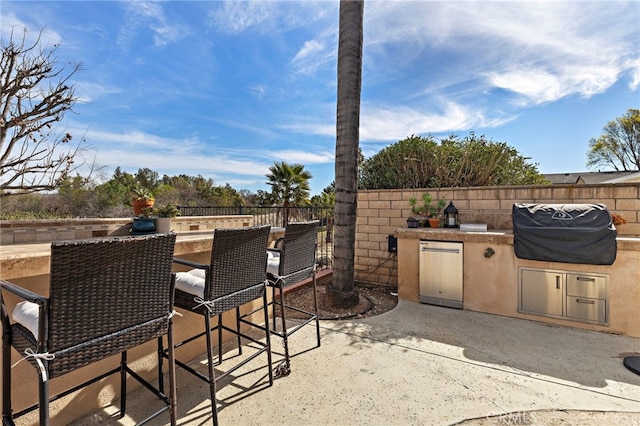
[566,296,606,323]
[519,269,563,317]
[419,241,463,307]
[566,273,607,299]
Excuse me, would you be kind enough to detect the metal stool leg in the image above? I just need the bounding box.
[204,315,219,426]
[274,284,291,378]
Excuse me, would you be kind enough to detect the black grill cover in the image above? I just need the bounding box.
[512,203,617,265]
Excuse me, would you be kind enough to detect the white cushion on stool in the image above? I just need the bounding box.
[12,301,40,338]
[175,269,206,298]
[267,251,280,276]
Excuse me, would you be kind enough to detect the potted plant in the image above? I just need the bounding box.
[408,193,445,227]
[152,203,181,233]
[130,186,155,216]
[131,205,156,234]
[406,216,420,228]
[424,193,446,228]
[407,196,424,227]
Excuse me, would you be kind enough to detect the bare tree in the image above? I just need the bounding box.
[1,28,84,197]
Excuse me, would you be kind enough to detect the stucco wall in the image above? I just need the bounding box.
[394,228,640,337]
[355,183,640,287]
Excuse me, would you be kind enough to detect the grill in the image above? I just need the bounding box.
[512,203,617,265]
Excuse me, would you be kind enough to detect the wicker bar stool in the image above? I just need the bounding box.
[242,221,320,377]
[168,225,273,426]
[1,233,178,426]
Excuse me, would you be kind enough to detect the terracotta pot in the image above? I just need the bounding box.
[131,199,155,216]
[428,218,440,228]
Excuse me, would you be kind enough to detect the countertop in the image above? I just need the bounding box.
[394,227,640,251]
[0,229,286,260]
[0,231,216,259]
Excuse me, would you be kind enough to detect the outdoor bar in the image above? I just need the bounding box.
[0,216,284,425]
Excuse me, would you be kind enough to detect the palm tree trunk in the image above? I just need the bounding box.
[327,0,364,308]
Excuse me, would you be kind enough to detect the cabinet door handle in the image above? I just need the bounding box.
[556,275,560,289]
[576,298,595,304]
[577,276,596,282]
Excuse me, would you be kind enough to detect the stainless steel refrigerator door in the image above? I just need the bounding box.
[419,241,463,308]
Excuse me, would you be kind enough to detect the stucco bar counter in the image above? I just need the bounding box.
[395,228,640,338]
[0,229,284,425]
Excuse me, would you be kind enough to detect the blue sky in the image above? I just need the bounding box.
[2,1,639,195]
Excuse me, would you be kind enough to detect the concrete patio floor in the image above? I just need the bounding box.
[75,300,640,425]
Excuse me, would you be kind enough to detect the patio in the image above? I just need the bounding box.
[2,197,638,424]
[72,300,640,425]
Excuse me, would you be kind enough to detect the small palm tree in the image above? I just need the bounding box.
[266,161,312,226]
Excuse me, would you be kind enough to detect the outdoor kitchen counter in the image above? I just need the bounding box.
[394,227,640,250]
[394,228,640,337]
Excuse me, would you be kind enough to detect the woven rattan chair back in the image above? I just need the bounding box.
[2,233,178,425]
[275,221,319,286]
[206,225,271,302]
[243,220,321,378]
[44,235,176,377]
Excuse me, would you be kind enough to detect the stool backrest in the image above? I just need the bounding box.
[206,225,271,300]
[46,233,176,375]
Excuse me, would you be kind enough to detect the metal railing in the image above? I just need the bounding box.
[177,206,334,270]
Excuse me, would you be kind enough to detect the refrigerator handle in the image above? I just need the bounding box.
[421,247,460,254]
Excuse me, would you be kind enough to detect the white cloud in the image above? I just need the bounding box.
[267,150,334,165]
[0,11,62,47]
[80,128,273,182]
[117,1,187,50]
[207,1,278,34]
[293,40,324,63]
[74,82,122,103]
[151,22,188,48]
[249,84,267,100]
[84,129,189,149]
[280,99,514,144]
[487,62,622,106]
[279,122,335,137]
[628,58,640,91]
[359,101,514,142]
[208,1,338,76]
[289,29,337,76]
[291,44,335,75]
[214,117,280,139]
[364,1,639,107]
[207,1,334,35]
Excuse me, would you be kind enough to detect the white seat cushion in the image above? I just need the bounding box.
[12,301,39,338]
[175,269,206,298]
[187,268,206,279]
[267,251,280,276]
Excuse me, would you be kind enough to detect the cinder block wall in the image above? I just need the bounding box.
[355,183,640,288]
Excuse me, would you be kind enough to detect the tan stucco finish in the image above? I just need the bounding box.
[396,228,640,338]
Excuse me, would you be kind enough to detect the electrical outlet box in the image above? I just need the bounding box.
[387,235,397,252]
